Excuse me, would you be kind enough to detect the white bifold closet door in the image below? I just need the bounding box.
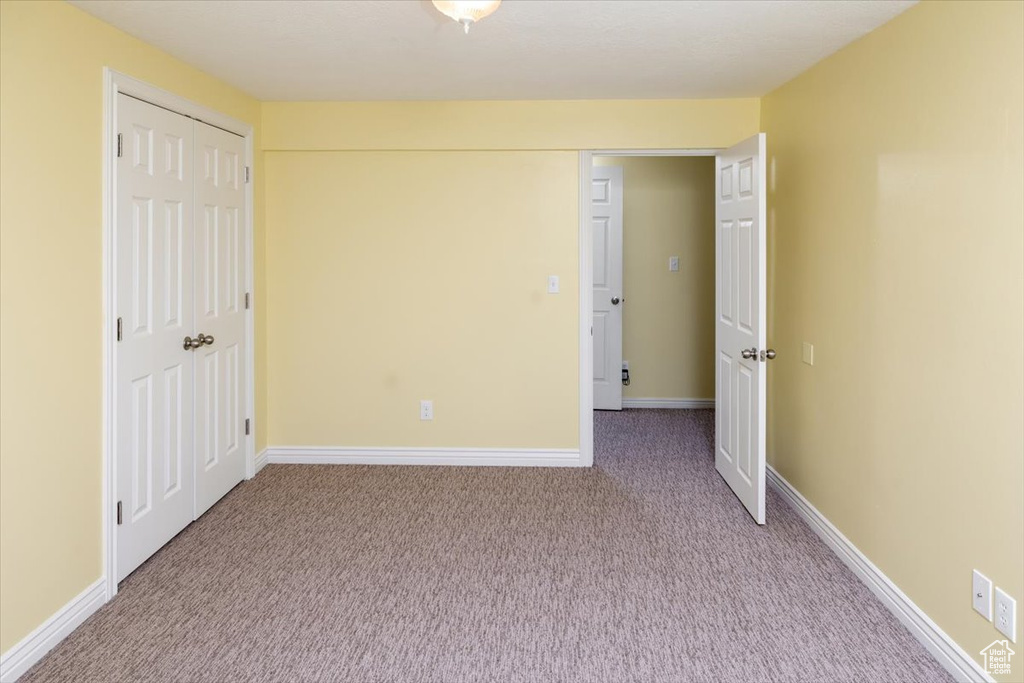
[116,94,246,581]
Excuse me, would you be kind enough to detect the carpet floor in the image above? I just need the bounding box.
[23,410,951,682]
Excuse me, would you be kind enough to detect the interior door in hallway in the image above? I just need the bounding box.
[592,165,624,410]
[115,94,195,580]
[715,133,768,524]
[193,120,247,516]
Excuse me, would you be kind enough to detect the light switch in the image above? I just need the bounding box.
[974,570,993,620]
[547,275,560,294]
[802,342,814,366]
[669,256,680,272]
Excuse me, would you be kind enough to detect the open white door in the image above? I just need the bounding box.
[715,134,768,524]
[592,165,624,410]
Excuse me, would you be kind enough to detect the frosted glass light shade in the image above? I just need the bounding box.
[431,0,502,33]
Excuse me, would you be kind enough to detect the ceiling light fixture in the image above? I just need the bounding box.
[431,0,502,34]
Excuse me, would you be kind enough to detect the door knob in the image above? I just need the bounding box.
[611,297,620,305]
[183,336,203,351]
[762,349,777,361]
[741,347,757,359]
[198,333,215,346]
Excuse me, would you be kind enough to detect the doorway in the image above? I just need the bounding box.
[579,139,769,524]
[591,155,716,411]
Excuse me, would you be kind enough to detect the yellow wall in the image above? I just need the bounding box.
[0,1,264,652]
[265,151,579,447]
[261,99,760,151]
[594,156,715,400]
[762,1,1023,677]
[262,102,758,450]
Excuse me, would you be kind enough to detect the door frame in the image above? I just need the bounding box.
[578,149,720,467]
[101,69,256,600]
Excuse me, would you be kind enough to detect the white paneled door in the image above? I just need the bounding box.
[116,94,196,580]
[715,134,768,524]
[592,165,624,410]
[116,95,247,580]
[193,121,247,516]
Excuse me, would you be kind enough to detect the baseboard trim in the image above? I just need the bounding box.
[0,578,106,683]
[767,466,992,683]
[254,448,269,474]
[622,398,714,409]
[267,446,583,468]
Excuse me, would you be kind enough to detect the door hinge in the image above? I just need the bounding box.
[117,133,123,158]
[244,292,251,310]
[116,501,123,525]
[116,317,123,341]
[244,166,250,184]
[244,418,251,436]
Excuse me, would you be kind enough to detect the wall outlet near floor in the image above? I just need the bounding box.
[995,587,1017,642]
[420,400,433,421]
[973,570,993,620]
[801,342,814,366]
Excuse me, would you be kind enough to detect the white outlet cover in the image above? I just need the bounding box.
[995,587,1017,642]
[419,400,433,421]
[973,570,992,620]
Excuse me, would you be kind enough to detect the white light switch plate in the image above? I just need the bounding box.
[547,275,560,294]
[995,587,1017,642]
[669,256,679,272]
[802,342,814,366]
[973,570,992,620]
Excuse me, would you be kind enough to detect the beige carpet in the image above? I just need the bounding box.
[23,410,951,682]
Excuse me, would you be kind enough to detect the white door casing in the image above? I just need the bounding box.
[592,165,624,411]
[193,121,247,516]
[715,133,767,524]
[115,94,195,580]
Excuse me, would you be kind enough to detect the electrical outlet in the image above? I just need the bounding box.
[973,570,993,620]
[995,587,1017,642]
[420,400,433,421]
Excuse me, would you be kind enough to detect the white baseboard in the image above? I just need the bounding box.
[254,448,269,474]
[621,398,714,409]
[0,578,106,683]
[767,466,993,683]
[267,446,582,468]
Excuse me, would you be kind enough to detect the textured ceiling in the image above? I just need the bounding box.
[69,0,916,101]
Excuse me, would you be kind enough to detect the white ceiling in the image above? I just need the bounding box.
[70,0,915,101]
